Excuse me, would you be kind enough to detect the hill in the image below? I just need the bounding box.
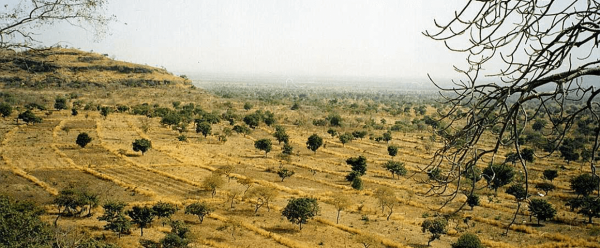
[0,47,189,88]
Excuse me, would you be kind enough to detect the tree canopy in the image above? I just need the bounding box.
[423,0,600,214]
[1,0,112,50]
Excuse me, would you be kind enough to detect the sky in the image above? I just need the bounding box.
[15,0,471,80]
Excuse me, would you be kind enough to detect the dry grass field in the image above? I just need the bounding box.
[1,49,600,248]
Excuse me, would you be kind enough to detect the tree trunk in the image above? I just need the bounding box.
[199,215,204,224]
[337,210,341,224]
[141,227,144,236]
[299,222,303,230]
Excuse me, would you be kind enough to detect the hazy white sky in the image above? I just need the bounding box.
[31,0,468,79]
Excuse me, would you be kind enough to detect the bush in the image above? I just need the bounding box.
[451,233,483,248]
[132,138,152,155]
[76,132,93,148]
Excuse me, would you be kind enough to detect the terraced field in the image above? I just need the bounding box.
[2,89,599,248]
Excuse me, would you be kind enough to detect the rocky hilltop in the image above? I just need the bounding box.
[0,47,189,88]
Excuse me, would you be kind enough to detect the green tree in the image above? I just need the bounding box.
[243,113,261,129]
[451,233,483,248]
[542,169,558,182]
[54,97,68,110]
[327,113,343,127]
[528,198,556,225]
[263,110,276,126]
[0,196,53,247]
[132,138,152,155]
[306,134,323,154]
[277,168,295,182]
[100,106,112,119]
[351,176,364,190]
[338,132,354,147]
[273,126,289,144]
[482,164,515,192]
[346,155,368,179]
[76,132,93,148]
[466,194,479,210]
[570,174,599,197]
[18,110,42,124]
[421,217,448,246]
[577,196,600,224]
[387,145,398,159]
[254,139,273,157]
[532,119,547,132]
[281,197,320,230]
[233,124,251,136]
[161,113,182,127]
[282,143,294,155]
[382,131,392,144]
[535,182,555,196]
[327,128,338,138]
[352,130,367,140]
[127,206,155,236]
[98,201,131,238]
[243,102,253,111]
[384,160,407,179]
[152,202,178,226]
[0,102,13,118]
[506,184,527,201]
[196,121,212,137]
[184,202,212,224]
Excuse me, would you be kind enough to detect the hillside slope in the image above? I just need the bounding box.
[0,47,189,88]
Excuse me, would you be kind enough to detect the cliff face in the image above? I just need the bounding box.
[0,48,190,89]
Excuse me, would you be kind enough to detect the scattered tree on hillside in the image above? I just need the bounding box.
[184,202,212,224]
[0,102,12,118]
[18,110,42,124]
[127,206,155,236]
[282,197,320,230]
[535,182,555,196]
[76,132,92,148]
[528,198,556,225]
[384,160,407,179]
[306,134,323,154]
[277,167,295,182]
[202,173,225,198]
[542,169,558,182]
[233,124,251,136]
[351,176,364,190]
[282,143,294,155]
[98,201,131,238]
[132,138,152,155]
[327,128,338,138]
[245,186,278,213]
[482,164,515,193]
[346,156,367,182]
[339,132,354,147]
[100,106,111,119]
[332,194,351,224]
[152,202,178,226]
[506,184,527,201]
[215,165,235,182]
[254,139,272,157]
[382,131,392,144]
[421,217,448,246]
[355,234,380,248]
[570,174,599,197]
[374,187,397,220]
[451,233,483,248]
[196,121,212,137]
[243,102,253,111]
[273,125,289,144]
[352,130,367,140]
[54,97,68,110]
[387,145,398,159]
[243,112,261,129]
[466,194,479,210]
